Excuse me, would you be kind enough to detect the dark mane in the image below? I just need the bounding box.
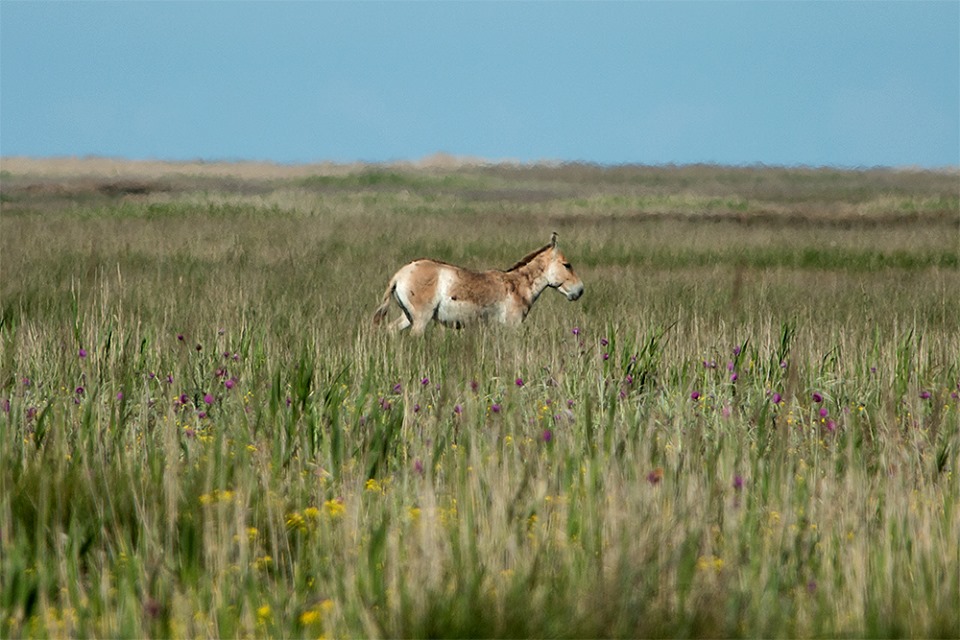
[506,244,552,272]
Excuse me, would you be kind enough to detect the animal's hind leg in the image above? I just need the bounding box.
[410,315,431,336]
[388,314,411,332]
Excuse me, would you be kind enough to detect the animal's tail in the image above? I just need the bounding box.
[372,278,396,327]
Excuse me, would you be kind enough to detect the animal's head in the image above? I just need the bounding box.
[544,232,584,301]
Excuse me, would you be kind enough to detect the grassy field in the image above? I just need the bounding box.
[1,157,959,638]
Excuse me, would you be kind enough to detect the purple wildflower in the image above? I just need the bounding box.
[812,392,823,403]
[730,373,738,382]
[179,393,189,405]
[602,353,609,361]
[491,403,501,413]
[772,392,782,404]
[224,378,235,390]
[819,407,829,418]
[26,406,37,421]
[75,386,84,395]
[421,376,430,386]
[203,393,214,405]
[453,404,462,415]
[733,345,741,357]
[690,391,701,401]
[79,348,87,359]
[470,380,479,393]
[733,475,744,491]
[542,429,553,443]
[919,391,931,400]
[572,327,580,336]
[393,382,402,394]
[600,337,609,347]
[647,468,664,485]
[116,391,124,401]
[515,377,524,388]
[703,360,717,369]
[414,459,424,475]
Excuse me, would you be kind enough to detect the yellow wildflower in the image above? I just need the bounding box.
[324,499,345,519]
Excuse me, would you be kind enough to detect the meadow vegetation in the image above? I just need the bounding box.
[1,158,958,638]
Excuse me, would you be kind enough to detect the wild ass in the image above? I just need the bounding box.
[372,232,584,335]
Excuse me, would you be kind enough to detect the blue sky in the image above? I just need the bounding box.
[2,1,958,168]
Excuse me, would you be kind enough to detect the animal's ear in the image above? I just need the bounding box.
[550,231,558,248]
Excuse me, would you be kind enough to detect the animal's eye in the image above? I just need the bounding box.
[563,262,573,270]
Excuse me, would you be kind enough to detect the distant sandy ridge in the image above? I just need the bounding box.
[0,153,517,180]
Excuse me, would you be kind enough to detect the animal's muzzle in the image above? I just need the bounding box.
[565,284,584,301]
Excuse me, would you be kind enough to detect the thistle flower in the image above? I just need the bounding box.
[491,403,501,413]
[393,382,402,394]
[542,429,553,443]
[515,377,524,388]
[812,392,823,403]
[919,391,931,400]
[690,391,701,401]
[204,393,214,405]
[572,327,580,336]
[733,475,744,491]
[600,337,609,347]
[78,348,87,358]
[647,467,664,485]
[224,378,235,390]
[421,376,430,386]
[772,392,782,404]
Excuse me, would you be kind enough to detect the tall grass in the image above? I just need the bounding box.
[1,161,958,637]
